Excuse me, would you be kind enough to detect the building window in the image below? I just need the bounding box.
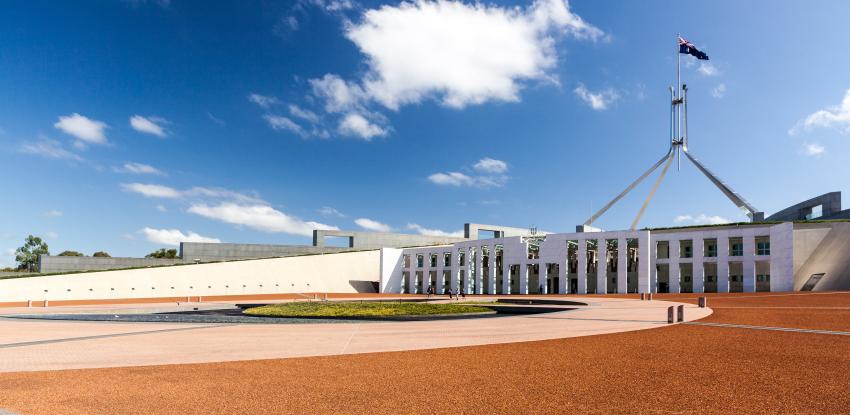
[756,274,771,282]
[684,276,691,282]
[730,243,743,257]
[757,241,770,256]
[680,240,693,258]
[416,255,424,268]
[706,275,715,282]
[705,244,717,258]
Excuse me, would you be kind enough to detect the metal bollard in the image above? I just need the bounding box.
[198,296,203,303]
[186,296,191,303]
[667,306,674,324]
[677,304,684,322]
[640,293,645,301]
[27,300,32,308]
[324,292,328,300]
[648,293,653,301]
[44,299,49,307]
[698,297,707,308]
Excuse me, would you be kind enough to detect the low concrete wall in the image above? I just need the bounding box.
[1,250,381,303]
[39,256,187,273]
[180,242,351,262]
[313,230,466,249]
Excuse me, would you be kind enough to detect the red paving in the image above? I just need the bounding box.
[0,292,848,414]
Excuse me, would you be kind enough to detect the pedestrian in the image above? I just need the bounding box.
[447,289,453,300]
[460,287,466,299]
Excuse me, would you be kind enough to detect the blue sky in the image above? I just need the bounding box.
[2,0,850,265]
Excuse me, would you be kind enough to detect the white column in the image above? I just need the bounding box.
[422,253,431,294]
[617,237,628,294]
[646,234,658,293]
[558,260,568,294]
[577,239,587,294]
[596,239,607,294]
[488,246,497,294]
[639,231,652,294]
[450,251,459,292]
[474,248,484,294]
[743,230,756,292]
[717,235,730,293]
[692,237,705,293]
[669,240,681,293]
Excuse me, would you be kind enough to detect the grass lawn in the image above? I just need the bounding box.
[243,301,492,318]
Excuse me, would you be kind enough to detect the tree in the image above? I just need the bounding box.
[15,235,49,272]
[92,251,111,258]
[57,250,84,257]
[146,248,178,259]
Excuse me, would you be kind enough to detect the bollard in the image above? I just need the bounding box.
[677,304,684,322]
[667,306,674,324]
[648,293,653,301]
[186,296,191,303]
[324,292,328,301]
[44,299,49,307]
[640,293,645,301]
[198,296,203,303]
[314,293,318,300]
[27,300,32,308]
[698,297,707,308]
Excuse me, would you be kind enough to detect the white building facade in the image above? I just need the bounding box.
[381,223,794,295]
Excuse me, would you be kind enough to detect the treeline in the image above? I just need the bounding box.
[2,234,181,273]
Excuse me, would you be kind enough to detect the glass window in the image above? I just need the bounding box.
[757,241,770,256]
[730,243,743,257]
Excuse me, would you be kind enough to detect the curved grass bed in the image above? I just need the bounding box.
[243,301,492,318]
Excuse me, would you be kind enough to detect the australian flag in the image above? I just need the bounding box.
[678,36,709,60]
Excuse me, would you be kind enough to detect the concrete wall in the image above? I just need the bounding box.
[767,192,842,221]
[1,250,381,303]
[464,223,547,239]
[180,242,351,262]
[792,222,850,291]
[313,229,465,249]
[39,256,187,273]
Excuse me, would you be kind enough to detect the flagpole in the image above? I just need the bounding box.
[676,33,681,170]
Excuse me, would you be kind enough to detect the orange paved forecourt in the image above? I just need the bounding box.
[0,292,848,414]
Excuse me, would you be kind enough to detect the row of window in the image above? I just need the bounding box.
[43,283,303,293]
[659,239,770,259]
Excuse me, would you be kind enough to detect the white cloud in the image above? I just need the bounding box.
[248,93,280,109]
[187,203,338,237]
[129,115,168,137]
[803,142,825,156]
[121,183,182,199]
[428,172,476,187]
[406,223,464,238]
[119,162,164,175]
[141,227,220,246]
[343,0,602,110]
[45,231,59,240]
[711,83,726,99]
[43,210,63,217]
[355,217,393,232]
[54,113,108,145]
[573,83,619,110]
[289,104,320,123]
[789,88,850,136]
[19,139,83,161]
[429,157,509,188]
[156,204,168,212]
[473,157,508,174]
[310,74,367,113]
[312,0,356,12]
[673,214,731,226]
[318,206,345,217]
[697,62,719,77]
[337,113,387,140]
[263,114,304,136]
